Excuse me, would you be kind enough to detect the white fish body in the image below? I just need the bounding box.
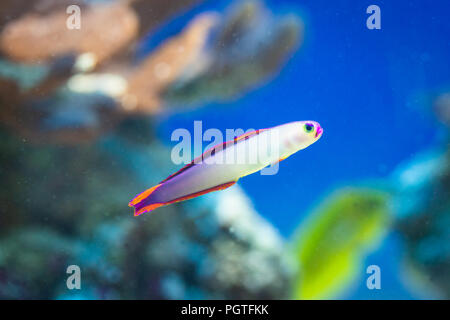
[129,121,323,215]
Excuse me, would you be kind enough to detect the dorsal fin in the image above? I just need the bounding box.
[160,128,267,184]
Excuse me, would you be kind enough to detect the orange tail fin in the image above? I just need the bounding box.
[128,184,163,216]
[129,180,238,216]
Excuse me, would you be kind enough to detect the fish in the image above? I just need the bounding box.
[129,121,323,216]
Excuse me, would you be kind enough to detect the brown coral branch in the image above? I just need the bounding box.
[123,12,218,114]
[0,2,138,66]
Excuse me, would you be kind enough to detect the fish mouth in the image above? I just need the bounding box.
[315,126,323,138]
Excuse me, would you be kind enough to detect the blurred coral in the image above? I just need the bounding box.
[0,1,138,64]
[0,0,302,298]
[0,0,303,144]
[0,228,77,299]
[433,92,450,127]
[392,96,450,298]
[0,127,290,299]
[163,0,303,106]
[125,13,219,113]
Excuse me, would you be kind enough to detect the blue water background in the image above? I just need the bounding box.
[140,0,450,299]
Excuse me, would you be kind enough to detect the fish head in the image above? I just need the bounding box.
[299,121,323,143]
[281,121,323,153]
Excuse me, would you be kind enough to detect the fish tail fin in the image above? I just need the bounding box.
[128,183,164,216]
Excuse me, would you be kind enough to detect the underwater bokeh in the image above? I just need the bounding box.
[0,0,449,299]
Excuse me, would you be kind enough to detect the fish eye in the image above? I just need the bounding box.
[304,123,314,133]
